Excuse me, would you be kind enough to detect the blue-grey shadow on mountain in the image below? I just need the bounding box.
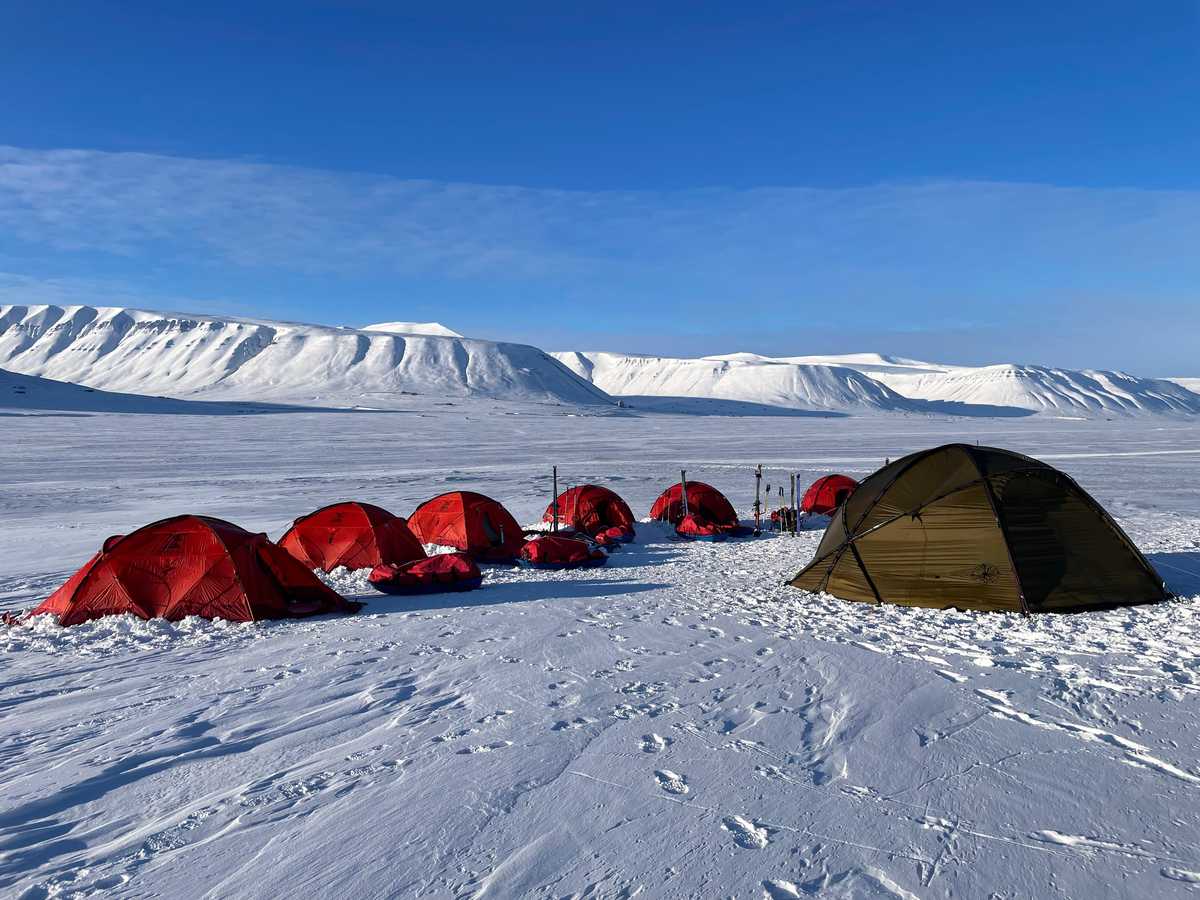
[907,398,1039,418]
[614,395,849,418]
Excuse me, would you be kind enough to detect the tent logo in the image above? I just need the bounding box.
[969,563,1000,584]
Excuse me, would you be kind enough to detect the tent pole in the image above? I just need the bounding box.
[789,473,797,535]
[753,464,762,535]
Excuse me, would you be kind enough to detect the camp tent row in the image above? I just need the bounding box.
[26,481,730,627]
[18,450,1171,627]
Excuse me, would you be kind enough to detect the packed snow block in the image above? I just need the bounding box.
[407,491,524,562]
[791,443,1170,613]
[368,553,483,595]
[519,535,608,569]
[650,482,739,532]
[280,501,425,573]
[675,513,729,542]
[800,474,858,516]
[34,516,360,626]
[543,484,636,541]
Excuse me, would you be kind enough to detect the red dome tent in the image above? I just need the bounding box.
[407,491,524,562]
[649,481,739,531]
[33,515,358,626]
[800,474,859,516]
[280,501,425,572]
[543,485,635,542]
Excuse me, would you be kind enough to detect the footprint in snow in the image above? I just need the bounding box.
[762,879,802,899]
[457,741,512,754]
[655,770,689,795]
[641,733,671,753]
[722,815,771,849]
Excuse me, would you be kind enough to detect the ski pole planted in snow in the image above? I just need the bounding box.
[680,469,689,518]
[552,465,559,532]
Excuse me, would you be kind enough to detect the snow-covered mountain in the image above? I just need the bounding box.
[364,321,463,337]
[554,349,1200,417]
[865,363,1200,416]
[0,305,611,408]
[552,351,915,413]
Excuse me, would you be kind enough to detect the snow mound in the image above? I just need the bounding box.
[552,351,915,413]
[364,321,463,337]
[873,364,1200,416]
[0,367,305,415]
[0,305,610,408]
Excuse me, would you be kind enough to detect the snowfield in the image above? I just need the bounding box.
[3,404,1200,899]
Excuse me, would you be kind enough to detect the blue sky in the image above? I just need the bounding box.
[1,1,1198,372]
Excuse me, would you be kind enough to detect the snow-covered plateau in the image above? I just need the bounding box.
[0,305,609,408]
[3,305,1199,419]
[3,402,1200,899]
[556,350,1200,417]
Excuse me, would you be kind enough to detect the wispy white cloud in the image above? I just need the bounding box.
[1,145,1198,370]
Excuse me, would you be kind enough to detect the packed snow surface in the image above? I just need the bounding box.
[3,405,1200,898]
[0,305,609,408]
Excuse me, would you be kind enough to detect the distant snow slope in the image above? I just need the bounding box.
[0,305,610,407]
[552,351,915,413]
[363,321,463,337]
[0,368,311,416]
[1169,377,1200,394]
[557,348,1200,417]
[869,364,1200,416]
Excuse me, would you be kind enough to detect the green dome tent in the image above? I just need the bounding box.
[789,443,1168,613]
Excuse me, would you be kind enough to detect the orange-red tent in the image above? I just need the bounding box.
[35,516,358,626]
[407,491,524,562]
[543,484,635,540]
[280,501,425,572]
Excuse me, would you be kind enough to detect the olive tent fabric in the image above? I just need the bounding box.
[790,444,1168,613]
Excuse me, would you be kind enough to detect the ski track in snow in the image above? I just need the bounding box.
[2,410,1200,898]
